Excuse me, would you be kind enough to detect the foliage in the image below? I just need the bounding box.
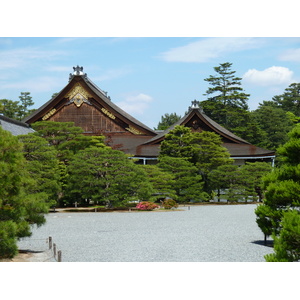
[155,112,181,130]
[272,83,300,116]
[209,162,272,202]
[255,126,300,241]
[239,162,272,201]
[160,125,195,160]
[18,92,35,120]
[18,134,61,207]
[160,126,232,170]
[65,147,152,207]
[250,102,294,150]
[0,99,21,120]
[136,201,159,211]
[0,127,49,258]
[191,130,233,176]
[32,121,84,147]
[158,156,208,202]
[255,204,282,238]
[0,92,35,121]
[32,121,107,163]
[160,125,232,192]
[276,125,300,165]
[162,199,178,209]
[208,164,239,202]
[265,210,300,262]
[141,165,176,201]
[201,62,250,130]
[0,220,18,258]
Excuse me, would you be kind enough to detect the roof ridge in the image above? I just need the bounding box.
[0,114,31,128]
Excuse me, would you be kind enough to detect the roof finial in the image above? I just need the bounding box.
[73,65,84,75]
[191,99,199,108]
[188,100,204,113]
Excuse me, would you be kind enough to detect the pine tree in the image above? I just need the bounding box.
[201,62,250,132]
[18,92,35,120]
[255,126,300,244]
[158,156,208,202]
[265,210,300,262]
[65,147,152,207]
[155,112,181,130]
[0,127,49,258]
[160,125,232,192]
[272,83,300,116]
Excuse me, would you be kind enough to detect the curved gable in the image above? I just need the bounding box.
[23,68,156,137]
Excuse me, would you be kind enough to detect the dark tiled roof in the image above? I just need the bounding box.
[83,76,156,134]
[23,75,156,135]
[223,143,275,157]
[144,108,250,145]
[0,115,35,135]
[134,142,275,158]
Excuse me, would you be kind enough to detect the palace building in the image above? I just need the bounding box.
[23,66,276,165]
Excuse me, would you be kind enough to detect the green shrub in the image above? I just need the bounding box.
[162,199,178,209]
[0,221,18,259]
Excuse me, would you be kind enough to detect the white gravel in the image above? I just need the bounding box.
[17,204,274,262]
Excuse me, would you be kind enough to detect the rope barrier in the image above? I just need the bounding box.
[18,236,62,262]
[48,236,62,262]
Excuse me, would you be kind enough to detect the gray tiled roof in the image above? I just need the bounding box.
[0,115,35,135]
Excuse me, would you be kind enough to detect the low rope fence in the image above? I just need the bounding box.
[18,236,62,262]
[48,236,62,262]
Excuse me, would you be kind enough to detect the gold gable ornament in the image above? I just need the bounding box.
[66,83,92,107]
[73,94,85,107]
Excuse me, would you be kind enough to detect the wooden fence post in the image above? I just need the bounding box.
[53,243,56,257]
[58,250,62,262]
[49,236,52,250]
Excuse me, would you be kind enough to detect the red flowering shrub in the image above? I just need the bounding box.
[136,201,159,211]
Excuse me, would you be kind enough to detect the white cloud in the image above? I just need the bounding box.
[96,68,132,81]
[243,66,294,86]
[1,76,64,93]
[0,47,66,70]
[45,66,72,73]
[279,48,300,62]
[159,37,263,62]
[116,93,153,115]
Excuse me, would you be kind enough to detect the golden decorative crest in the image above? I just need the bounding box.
[73,94,85,107]
[66,83,92,100]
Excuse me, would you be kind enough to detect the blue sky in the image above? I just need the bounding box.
[1,37,300,129]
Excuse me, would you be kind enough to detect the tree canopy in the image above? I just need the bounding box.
[158,156,208,202]
[155,112,181,130]
[0,127,49,258]
[0,92,35,121]
[18,134,61,207]
[160,125,232,192]
[65,147,152,207]
[201,62,250,129]
[272,83,300,116]
[255,126,300,250]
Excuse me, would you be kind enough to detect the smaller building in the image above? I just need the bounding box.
[0,114,35,135]
[135,101,276,166]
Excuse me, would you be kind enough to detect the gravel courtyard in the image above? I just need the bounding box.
[17,204,274,262]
